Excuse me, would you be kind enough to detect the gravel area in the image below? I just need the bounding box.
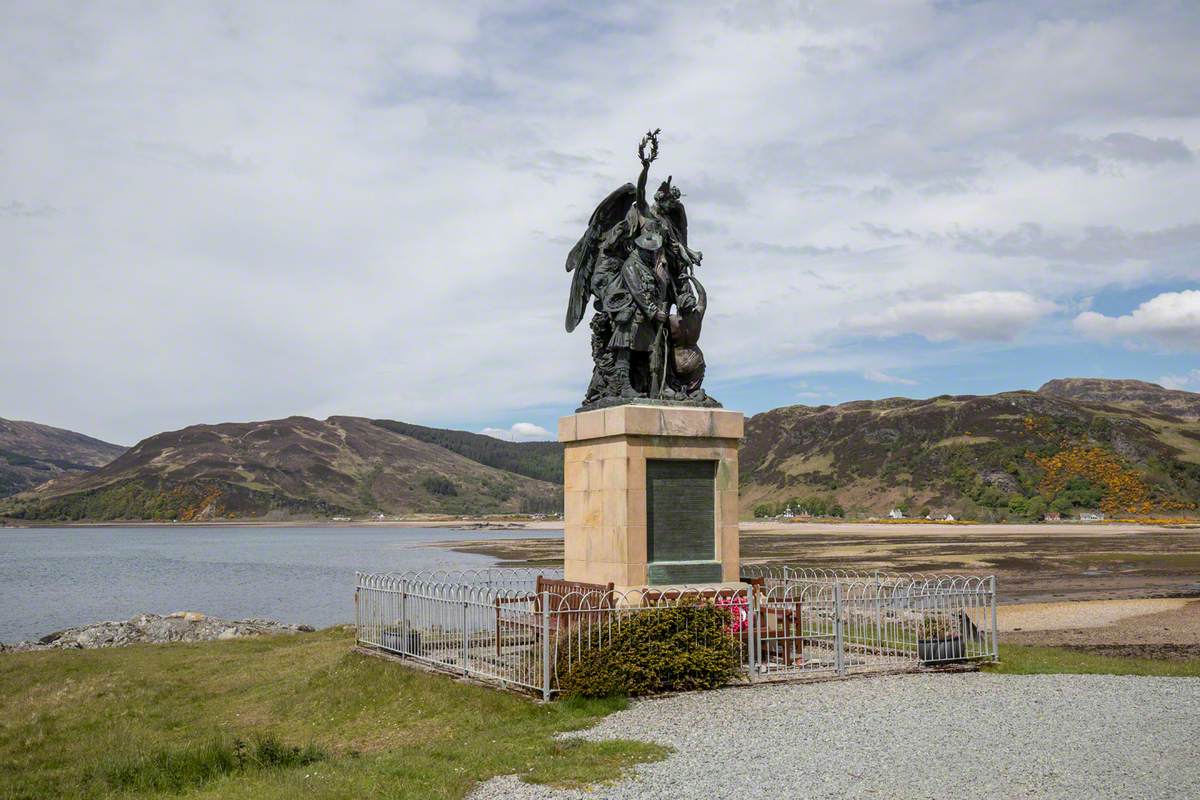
[470,673,1200,799]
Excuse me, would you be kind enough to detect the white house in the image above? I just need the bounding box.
[888,508,904,519]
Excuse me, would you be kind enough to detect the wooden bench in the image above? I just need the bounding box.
[494,576,614,655]
[737,575,811,666]
[758,598,806,666]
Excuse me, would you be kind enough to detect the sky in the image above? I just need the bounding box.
[2,1,1199,446]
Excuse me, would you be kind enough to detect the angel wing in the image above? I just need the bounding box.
[662,200,687,248]
[565,183,636,333]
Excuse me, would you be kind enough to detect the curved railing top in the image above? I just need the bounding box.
[355,565,995,603]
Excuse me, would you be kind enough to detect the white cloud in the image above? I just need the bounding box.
[1159,370,1200,390]
[0,3,1198,441]
[847,292,1058,343]
[863,369,917,385]
[479,423,553,442]
[1073,290,1200,349]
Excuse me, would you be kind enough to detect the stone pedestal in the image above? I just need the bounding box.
[558,404,744,592]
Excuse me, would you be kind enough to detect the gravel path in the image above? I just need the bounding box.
[471,673,1200,799]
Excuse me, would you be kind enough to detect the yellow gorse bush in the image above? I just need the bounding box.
[1029,446,1152,515]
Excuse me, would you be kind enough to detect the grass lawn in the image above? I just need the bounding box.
[0,628,666,799]
[985,644,1200,677]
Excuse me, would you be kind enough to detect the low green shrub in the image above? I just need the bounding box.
[94,734,326,794]
[421,475,458,496]
[557,601,741,698]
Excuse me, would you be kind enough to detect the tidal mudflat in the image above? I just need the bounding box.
[449,521,1200,603]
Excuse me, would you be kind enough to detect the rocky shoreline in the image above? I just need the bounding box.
[1,611,315,653]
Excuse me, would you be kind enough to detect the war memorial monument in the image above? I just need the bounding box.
[356,132,998,698]
[558,130,744,591]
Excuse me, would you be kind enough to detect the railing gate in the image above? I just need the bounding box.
[833,582,846,676]
[746,588,757,681]
[541,589,551,701]
[990,575,999,661]
[461,588,468,675]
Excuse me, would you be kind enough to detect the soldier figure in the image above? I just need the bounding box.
[606,232,668,397]
[564,130,719,409]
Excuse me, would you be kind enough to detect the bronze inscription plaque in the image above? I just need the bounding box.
[646,459,716,565]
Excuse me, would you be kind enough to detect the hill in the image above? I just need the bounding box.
[741,386,1200,519]
[1038,378,1200,421]
[370,419,562,483]
[4,378,1197,522]
[0,418,125,498]
[1,416,560,521]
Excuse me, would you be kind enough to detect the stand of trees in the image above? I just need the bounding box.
[753,495,845,519]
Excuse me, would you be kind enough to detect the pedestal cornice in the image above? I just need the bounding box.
[559,403,743,443]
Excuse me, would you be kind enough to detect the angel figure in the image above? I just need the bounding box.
[563,130,718,409]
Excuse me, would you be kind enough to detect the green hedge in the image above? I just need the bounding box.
[557,601,741,697]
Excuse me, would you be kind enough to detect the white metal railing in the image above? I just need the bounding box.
[355,567,999,698]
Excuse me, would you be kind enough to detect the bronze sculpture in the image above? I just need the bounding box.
[565,130,719,410]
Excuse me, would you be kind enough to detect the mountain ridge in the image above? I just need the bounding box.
[3,378,1197,521]
[741,384,1199,518]
[2,415,560,521]
[0,418,126,498]
[1037,378,1200,421]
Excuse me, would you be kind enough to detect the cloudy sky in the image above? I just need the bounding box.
[3,1,1199,446]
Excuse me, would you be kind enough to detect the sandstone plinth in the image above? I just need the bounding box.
[559,404,744,591]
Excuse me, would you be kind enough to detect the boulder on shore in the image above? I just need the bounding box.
[1,612,315,652]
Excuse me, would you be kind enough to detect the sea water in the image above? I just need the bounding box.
[0,525,561,642]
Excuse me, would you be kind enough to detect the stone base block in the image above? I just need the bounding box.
[559,404,744,588]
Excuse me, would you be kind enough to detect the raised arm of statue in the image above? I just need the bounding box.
[635,128,660,213]
[635,160,649,213]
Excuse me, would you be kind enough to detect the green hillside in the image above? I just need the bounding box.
[3,379,1197,523]
[1,416,560,522]
[0,418,125,498]
[370,419,562,484]
[741,388,1200,520]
